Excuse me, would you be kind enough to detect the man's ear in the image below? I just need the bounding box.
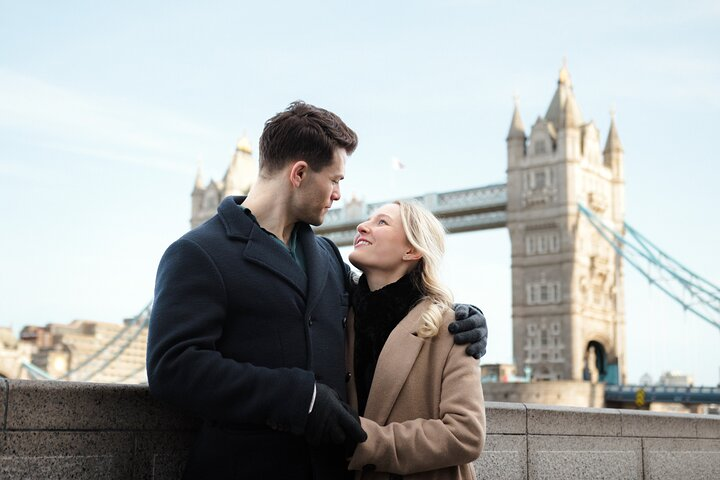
[289,161,309,188]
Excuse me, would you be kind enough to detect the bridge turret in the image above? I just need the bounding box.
[191,165,205,227]
[603,114,624,179]
[549,65,583,161]
[506,101,526,166]
[223,136,257,197]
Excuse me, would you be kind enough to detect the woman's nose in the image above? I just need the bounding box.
[357,222,369,233]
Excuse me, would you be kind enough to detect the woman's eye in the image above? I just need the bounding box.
[378,219,387,225]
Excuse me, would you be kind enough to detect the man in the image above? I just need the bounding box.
[147,101,487,479]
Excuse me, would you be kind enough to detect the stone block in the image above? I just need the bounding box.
[643,438,720,480]
[0,431,134,479]
[695,414,720,439]
[528,435,642,480]
[474,434,526,480]
[5,380,199,431]
[620,409,697,438]
[527,403,621,436]
[485,402,526,434]
[132,430,195,480]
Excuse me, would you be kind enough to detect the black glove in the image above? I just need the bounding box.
[449,303,488,359]
[344,405,364,457]
[305,383,367,447]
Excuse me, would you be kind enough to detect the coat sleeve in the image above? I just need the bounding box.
[348,341,486,475]
[146,238,315,434]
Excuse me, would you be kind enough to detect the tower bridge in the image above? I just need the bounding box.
[18,65,719,411]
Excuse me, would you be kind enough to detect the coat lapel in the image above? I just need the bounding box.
[243,226,307,296]
[298,225,329,318]
[218,196,307,297]
[364,300,429,425]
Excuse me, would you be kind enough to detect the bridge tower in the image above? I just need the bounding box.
[191,137,257,228]
[506,65,626,383]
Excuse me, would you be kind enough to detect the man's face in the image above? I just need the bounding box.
[295,148,346,226]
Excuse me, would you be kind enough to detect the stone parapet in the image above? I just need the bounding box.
[0,379,718,479]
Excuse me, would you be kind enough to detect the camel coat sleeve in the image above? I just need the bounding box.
[348,305,485,477]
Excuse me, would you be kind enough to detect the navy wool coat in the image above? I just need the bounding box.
[147,196,351,479]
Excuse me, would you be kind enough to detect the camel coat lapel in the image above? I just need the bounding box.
[362,302,426,425]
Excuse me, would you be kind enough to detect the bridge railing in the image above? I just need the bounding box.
[605,384,720,404]
[316,183,509,246]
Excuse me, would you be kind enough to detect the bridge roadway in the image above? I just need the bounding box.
[314,183,508,246]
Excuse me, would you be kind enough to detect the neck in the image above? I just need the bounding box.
[364,268,411,292]
[242,176,296,244]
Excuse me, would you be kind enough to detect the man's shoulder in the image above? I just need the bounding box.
[185,214,229,239]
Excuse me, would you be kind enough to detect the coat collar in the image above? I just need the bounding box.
[217,196,329,313]
[363,299,430,425]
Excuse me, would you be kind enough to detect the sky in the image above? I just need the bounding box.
[1,1,718,385]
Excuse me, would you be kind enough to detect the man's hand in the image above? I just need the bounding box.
[305,383,367,447]
[449,304,488,359]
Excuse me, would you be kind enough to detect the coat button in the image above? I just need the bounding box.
[308,317,313,327]
[342,316,347,328]
[345,372,352,383]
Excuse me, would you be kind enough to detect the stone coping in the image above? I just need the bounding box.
[1,379,718,438]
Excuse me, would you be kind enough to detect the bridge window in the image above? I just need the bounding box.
[526,236,535,255]
[537,236,547,254]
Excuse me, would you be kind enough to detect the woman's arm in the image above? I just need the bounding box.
[348,341,486,475]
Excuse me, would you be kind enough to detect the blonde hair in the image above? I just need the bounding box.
[395,200,454,338]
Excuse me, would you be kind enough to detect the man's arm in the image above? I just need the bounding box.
[449,304,488,359]
[147,239,319,435]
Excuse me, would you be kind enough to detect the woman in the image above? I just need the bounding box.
[345,200,486,480]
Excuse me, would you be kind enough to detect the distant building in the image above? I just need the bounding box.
[0,327,33,378]
[21,318,147,384]
[659,370,694,387]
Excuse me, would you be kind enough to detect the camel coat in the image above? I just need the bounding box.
[346,300,486,480]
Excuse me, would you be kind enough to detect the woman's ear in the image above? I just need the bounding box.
[289,161,309,188]
[403,248,422,261]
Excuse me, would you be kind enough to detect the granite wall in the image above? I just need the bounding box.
[1,379,718,479]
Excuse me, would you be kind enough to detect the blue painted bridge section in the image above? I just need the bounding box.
[606,384,720,405]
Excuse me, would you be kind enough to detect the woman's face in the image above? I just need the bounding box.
[348,203,416,275]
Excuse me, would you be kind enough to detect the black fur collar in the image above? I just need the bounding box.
[352,272,423,415]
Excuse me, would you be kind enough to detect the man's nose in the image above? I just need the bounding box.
[331,185,341,201]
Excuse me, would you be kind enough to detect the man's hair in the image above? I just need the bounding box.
[259,101,358,173]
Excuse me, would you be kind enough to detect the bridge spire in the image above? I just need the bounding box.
[545,61,583,130]
[507,97,526,140]
[193,163,205,192]
[603,111,623,155]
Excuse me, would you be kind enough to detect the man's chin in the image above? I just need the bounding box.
[306,215,324,227]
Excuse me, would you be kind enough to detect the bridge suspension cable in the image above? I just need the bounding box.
[578,203,720,332]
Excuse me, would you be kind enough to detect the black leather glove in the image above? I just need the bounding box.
[343,406,364,457]
[449,303,488,359]
[305,383,367,447]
